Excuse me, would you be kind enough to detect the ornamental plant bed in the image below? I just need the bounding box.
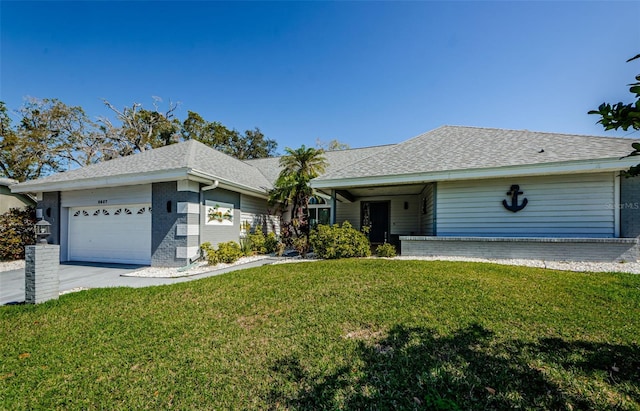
[1,259,638,410]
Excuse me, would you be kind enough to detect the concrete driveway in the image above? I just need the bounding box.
[0,259,277,306]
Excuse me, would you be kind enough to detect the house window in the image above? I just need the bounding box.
[308,197,330,227]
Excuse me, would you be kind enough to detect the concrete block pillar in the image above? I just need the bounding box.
[25,245,60,304]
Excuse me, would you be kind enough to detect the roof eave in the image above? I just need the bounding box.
[189,169,271,199]
[10,167,272,200]
[310,157,639,189]
[10,168,193,193]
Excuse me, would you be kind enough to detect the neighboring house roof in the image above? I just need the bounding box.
[0,177,36,206]
[0,178,18,187]
[11,139,274,195]
[245,144,394,184]
[312,126,640,188]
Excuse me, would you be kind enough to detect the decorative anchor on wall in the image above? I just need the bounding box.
[502,184,528,212]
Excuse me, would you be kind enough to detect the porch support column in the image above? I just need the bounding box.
[330,189,337,226]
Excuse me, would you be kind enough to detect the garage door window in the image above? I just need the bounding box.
[68,204,152,265]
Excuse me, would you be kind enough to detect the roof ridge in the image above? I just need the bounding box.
[244,143,400,163]
[183,139,267,173]
[314,125,639,182]
[185,139,200,168]
[316,141,403,178]
[322,143,397,154]
[439,124,640,142]
[246,157,281,184]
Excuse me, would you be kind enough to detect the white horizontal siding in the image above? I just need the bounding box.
[336,196,421,235]
[389,196,420,235]
[240,194,280,234]
[61,184,152,207]
[336,201,361,229]
[436,173,616,238]
[420,184,435,236]
[241,194,269,215]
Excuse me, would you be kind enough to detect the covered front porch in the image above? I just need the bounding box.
[320,182,434,248]
[315,172,640,262]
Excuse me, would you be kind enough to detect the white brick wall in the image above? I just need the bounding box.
[400,236,639,262]
[25,245,60,304]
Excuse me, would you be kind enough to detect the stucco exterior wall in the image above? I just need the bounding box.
[38,192,61,245]
[61,185,151,207]
[200,188,241,248]
[0,185,34,214]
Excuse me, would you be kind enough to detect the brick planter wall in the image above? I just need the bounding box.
[400,236,639,262]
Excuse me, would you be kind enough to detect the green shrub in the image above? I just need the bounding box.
[216,241,243,264]
[199,242,219,265]
[239,237,253,256]
[275,241,286,257]
[248,226,267,254]
[376,242,397,258]
[247,226,281,255]
[293,236,309,257]
[309,221,371,259]
[0,206,36,261]
[200,241,243,265]
[265,232,279,254]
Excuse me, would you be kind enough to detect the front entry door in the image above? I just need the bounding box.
[362,201,390,244]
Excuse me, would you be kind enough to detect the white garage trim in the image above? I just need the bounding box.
[68,204,152,265]
[61,184,152,207]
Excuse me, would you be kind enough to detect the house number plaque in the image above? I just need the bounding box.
[502,185,527,212]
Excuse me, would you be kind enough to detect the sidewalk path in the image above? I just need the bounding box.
[0,258,278,305]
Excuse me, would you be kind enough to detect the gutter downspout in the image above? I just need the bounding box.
[202,180,220,191]
[200,179,220,204]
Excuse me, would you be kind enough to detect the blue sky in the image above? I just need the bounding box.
[1,1,639,152]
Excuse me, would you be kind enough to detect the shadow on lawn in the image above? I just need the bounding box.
[268,324,639,410]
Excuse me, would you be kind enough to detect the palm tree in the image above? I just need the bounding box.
[269,145,327,237]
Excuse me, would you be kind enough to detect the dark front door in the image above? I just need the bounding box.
[362,201,390,244]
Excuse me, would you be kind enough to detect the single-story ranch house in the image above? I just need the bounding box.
[0,178,36,213]
[11,125,640,266]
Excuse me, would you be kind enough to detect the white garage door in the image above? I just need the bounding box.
[68,204,152,265]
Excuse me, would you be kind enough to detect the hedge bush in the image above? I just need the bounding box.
[199,242,219,265]
[376,242,397,258]
[239,237,253,256]
[217,241,243,264]
[247,228,267,254]
[200,241,244,265]
[264,232,279,254]
[309,221,371,259]
[293,236,309,257]
[0,206,36,261]
[247,226,281,255]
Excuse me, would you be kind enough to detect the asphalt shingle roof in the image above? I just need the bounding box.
[13,126,638,193]
[245,144,393,184]
[314,126,639,181]
[14,140,273,192]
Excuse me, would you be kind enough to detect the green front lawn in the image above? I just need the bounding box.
[1,260,639,410]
